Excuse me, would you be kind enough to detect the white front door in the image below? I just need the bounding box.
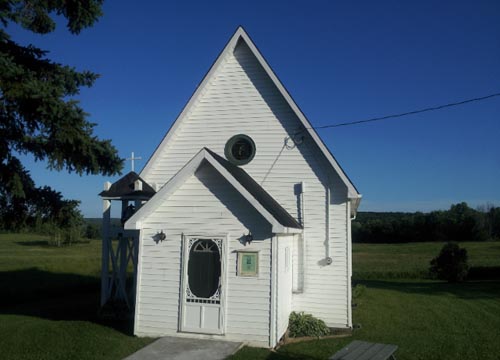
[180,236,225,334]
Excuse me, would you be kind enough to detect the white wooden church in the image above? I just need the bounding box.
[100,27,361,348]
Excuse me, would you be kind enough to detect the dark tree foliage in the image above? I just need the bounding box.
[0,1,123,230]
[430,242,469,282]
[83,222,100,239]
[353,202,499,243]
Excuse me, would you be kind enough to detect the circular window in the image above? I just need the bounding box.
[224,134,256,166]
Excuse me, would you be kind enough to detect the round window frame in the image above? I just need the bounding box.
[224,134,256,166]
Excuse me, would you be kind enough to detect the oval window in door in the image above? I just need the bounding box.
[188,239,221,299]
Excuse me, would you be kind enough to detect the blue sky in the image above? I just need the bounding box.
[8,0,500,217]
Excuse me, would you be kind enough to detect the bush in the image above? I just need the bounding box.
[352,284,366,298]
[430,242,469,282]
[288,311,330,338]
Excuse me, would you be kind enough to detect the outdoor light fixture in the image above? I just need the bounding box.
[243,232,253,246]
[157,230,166,242]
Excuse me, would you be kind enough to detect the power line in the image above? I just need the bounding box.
[300,92,500,133]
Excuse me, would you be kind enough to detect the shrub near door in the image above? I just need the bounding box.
[288,312,331,338]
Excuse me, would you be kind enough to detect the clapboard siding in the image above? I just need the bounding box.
[135,163,272,346]
[139,40,350,328]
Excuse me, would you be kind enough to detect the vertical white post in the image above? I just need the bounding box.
[131,235,139,307]
[101,182,112,306]
[346,200,353,328]
[119,200,128,301]
[270,236,278,347]
[118,237,127,301]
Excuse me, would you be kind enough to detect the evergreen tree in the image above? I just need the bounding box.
[0,1,123,229]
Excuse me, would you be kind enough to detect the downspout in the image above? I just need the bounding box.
[325,187,332,265]
[300,182,306,292]
[346,199,353,327]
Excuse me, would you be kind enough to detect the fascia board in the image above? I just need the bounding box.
[140,30,241,179]
[237,29,360,199]
[124,150,206,230]
[203,151,283,231]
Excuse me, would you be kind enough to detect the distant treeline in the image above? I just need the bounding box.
[83,218,122,239]
[353,202,500,243]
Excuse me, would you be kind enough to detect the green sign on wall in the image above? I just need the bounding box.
[238,252,258,277]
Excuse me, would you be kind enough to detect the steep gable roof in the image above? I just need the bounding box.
[126,148,302,234]
[140,26,361,212]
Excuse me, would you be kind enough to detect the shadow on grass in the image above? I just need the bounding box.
[468,266,500,280]
[263,353,320,360]
[356,278,500,300]
[230,347,323,360]
[15,240,52,246]
[16,239,91,247]
[0,268,134,335]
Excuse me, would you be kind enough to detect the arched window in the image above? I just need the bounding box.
[187,239,221,299]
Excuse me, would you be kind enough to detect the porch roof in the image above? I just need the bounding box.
[125,148,302,234]
[204,148,302,230]
[99,171,156,200]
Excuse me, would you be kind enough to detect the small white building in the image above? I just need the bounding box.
[111,27,361,348]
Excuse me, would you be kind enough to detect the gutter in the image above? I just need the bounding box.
[348,194,362,219]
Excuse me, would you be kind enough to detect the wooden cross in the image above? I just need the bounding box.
[126,152,142,172]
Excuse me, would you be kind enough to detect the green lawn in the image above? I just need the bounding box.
[0,233,154,360]
[2,234,500,360]
[229,241,500,360]
[353,241,500,279]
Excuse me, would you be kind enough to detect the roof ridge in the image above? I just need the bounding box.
[139,27,361,213]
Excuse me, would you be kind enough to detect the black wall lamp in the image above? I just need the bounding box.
[243,231,253,246]
[155,230,166,243]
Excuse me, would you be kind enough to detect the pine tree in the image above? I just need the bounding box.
[0,1,123,230]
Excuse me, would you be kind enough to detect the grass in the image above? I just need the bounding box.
[2,233,500,360]
[229,241,500,360]
[353,241,500,279]
[0,233,154,360]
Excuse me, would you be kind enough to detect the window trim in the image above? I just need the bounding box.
[224,134,256,166]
